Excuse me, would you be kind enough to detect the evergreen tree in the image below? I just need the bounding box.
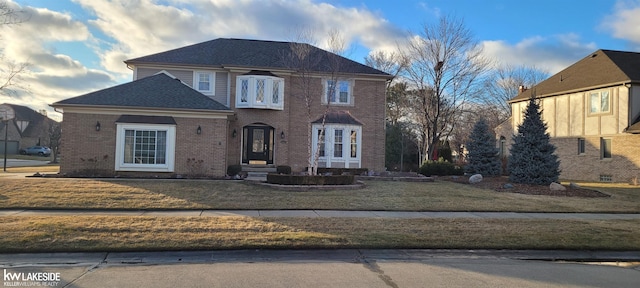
[465,118,501,176]
[508,96,560,184]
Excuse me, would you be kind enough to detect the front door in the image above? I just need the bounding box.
[244,125,274,165]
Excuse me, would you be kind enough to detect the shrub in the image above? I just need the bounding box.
[276,165,292,174]
[316,168,369,175]
[267,174,355,185]
[419,160,464,176]
[226,164,242,177]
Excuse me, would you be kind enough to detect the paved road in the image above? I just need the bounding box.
[1,209,639,220]
[1,250,639,287]
[0,158,50,167]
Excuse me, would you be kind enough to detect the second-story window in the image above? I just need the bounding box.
[589,90,610,114]
[194,71,215,95]
[324,79,352,105]
[235,73,284,110]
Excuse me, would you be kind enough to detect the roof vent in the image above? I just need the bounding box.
[591,53,598,58]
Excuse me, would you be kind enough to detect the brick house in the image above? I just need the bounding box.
[51,38,391,177]
[0,103,58,155]
[499,49,640,182]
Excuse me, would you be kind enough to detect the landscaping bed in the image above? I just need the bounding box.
[442,176,610,198]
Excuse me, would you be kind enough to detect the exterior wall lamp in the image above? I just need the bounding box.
[96,121,101,131]
[196,125,202,135]
[232,128,237,138]
[280,131,285,139]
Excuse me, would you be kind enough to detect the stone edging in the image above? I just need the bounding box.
[244,180,366,191]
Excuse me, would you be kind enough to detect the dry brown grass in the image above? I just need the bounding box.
[0,178,639,212]
[2,165,60,174]
[1,216,638,253]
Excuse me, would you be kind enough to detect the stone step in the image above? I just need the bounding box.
[242,166,277,173]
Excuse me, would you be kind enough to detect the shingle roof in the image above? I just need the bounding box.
[52,73,231,112]
[312,110,363,125]
[510,49,640,103]
[125,38,391,77]
[2,103,56,137]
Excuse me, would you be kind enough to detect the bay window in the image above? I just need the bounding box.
[312,124,361,168]
[236,74,284,110]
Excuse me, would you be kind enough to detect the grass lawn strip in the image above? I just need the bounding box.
[1,178,639,212]
[1,216,639,253]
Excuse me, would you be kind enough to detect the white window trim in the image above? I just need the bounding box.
[322,79,353,105]
[312,124,361,168]
[235,75,284,110]
[194,71,215,95]
[115,123,176,172]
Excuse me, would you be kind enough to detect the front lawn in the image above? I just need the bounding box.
[1,216,638,253]
[0,177,639,212]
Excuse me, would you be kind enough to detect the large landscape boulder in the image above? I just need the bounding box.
[469,174,483,184]
[549,182,566,191]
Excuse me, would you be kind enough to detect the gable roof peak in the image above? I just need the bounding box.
[510,48,640,102]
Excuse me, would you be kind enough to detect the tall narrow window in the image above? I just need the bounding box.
[317,129,325,157]
[499,136,506,158]
[240,79,249,103]
[339,81,349,103]
[272,80,280,104]
[350,130,357,158]
[334,129,343,157]
[601,138,612,159]
[578,138,585,155]
[326,80,337,103]
[256,79,265,103]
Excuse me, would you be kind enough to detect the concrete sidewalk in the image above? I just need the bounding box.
[1,209,639,219]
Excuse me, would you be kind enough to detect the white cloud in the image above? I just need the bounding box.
[73,0,405,73]
[481,34,597,74]
[0,0,115,116]
[601,0,640,47]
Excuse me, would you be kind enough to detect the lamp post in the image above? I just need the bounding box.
[3,117,7,172]
[0,104,16,172]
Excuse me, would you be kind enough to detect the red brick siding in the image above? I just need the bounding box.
[60,113,228,177]
[226,72,387,173]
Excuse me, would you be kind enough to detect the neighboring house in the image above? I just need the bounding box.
[51,38,391,177]
[499,49,640,182]
[0,103,58,154]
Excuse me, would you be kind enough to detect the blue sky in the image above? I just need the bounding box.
[2,0,640,119]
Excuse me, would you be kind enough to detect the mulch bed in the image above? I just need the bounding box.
[440,175,610,198]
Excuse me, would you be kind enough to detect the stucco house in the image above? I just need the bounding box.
[51,38,390,177]
[499,49,640,182]
[0,103,58,155]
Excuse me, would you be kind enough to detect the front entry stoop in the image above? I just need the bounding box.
[243,165,276,182]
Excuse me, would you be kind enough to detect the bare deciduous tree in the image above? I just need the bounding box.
[481,64,548,124]
[47,121,61,164]
[0,1,30,96]
[401,15,491,164]
[285,29,347,175]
